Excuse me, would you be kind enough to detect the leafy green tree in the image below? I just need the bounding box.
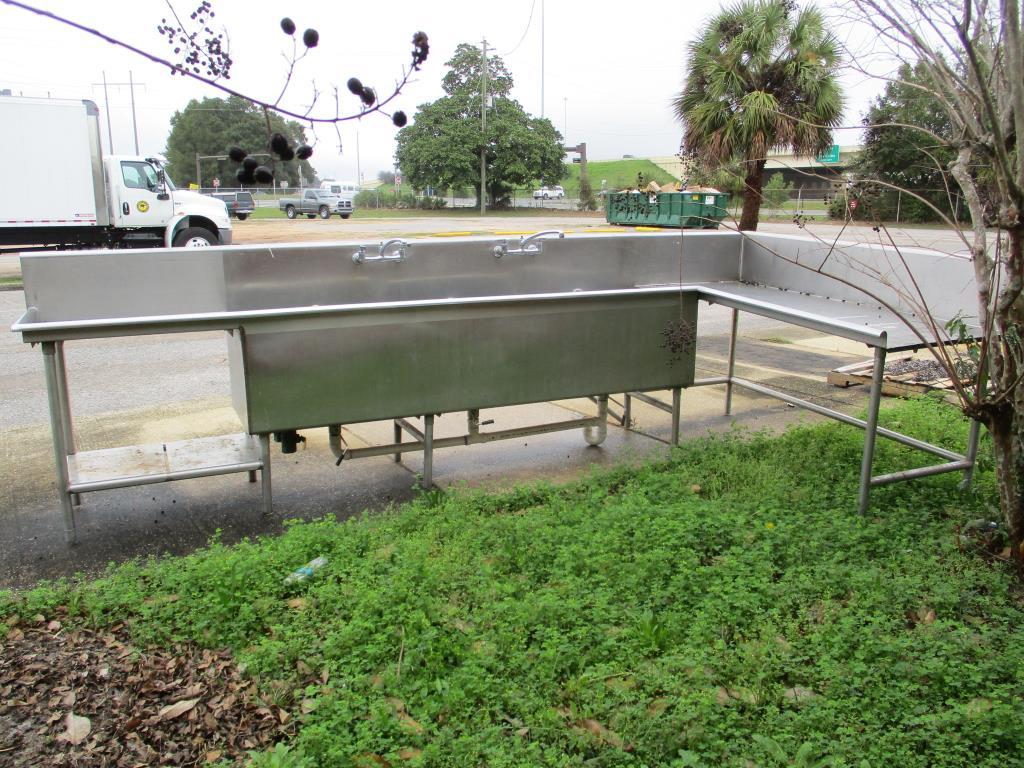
[853,61,956,222]
[762,173,793,208]
[395,44,564,207]
[674,0,843,230]
[165,96,317,188]
[441,43,514,99]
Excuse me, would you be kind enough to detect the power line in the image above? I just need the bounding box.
[500,0,537,56]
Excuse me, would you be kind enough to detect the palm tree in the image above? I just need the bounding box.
[674,0,843,231]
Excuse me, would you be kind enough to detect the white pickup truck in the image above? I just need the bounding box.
[0,95,231,254]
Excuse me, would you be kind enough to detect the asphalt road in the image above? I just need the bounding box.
[0,218,971,588]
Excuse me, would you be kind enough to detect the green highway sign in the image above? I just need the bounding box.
[816,144,840,164]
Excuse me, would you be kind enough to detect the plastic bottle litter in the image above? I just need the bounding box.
[284,556,328,584]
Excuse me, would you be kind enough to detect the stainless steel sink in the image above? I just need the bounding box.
[12,230,984,544]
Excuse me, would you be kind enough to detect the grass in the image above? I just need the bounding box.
[3,398,1020,767]
[0,276,23,289]
[562,159,678,196]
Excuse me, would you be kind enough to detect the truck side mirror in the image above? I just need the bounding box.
[154,167,169,200]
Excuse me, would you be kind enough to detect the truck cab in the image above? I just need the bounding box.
[107,156,231,247]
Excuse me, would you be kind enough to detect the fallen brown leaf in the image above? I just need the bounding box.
[353,754,391,767]
[158,698,199,722]
[574,718,626,749]
[61,712,91,745]
[398,712,425,734]
[783,686,819,702]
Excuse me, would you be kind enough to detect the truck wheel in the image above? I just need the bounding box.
[318,205,330,219]
[285,205,297,219]
[340,213,352,220]
[172,227,216,248]
[236,213,249,221]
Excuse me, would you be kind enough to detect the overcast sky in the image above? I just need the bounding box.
[0,0,888,184]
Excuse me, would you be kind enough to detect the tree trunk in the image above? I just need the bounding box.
[738,159,766,231]
[987,406,1024,571]
[991,226,1024,570]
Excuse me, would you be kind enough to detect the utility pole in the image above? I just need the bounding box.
[129,71,139,154]
[101,72,112,154]
[92,73,145,154]
[540,0,545,118]
[356,125,362,185]
[480,37,488,216]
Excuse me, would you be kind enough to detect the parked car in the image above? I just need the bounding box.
[209,191,255,220]
[532,185,565,200]
[278,189,353,219]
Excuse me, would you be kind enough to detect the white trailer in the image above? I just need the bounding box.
[0,95,231,253]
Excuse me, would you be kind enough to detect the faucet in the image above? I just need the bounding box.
[353,238,409,264]
[493,229,564,258]
[380,238,408,259]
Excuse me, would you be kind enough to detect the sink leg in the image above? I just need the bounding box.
[584,395,608,445]
[43,342,76,544]
[959,419,982,489]
[259,433,273,516]
[421,415,434,488]
[671,387,682,446]
[725,308,739,415]
[857,346,886,515]
[393,421,402,463]
[54,342,82,508]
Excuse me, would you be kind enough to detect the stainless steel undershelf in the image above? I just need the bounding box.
[66,433,263,493]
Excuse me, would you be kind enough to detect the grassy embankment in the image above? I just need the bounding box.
[3,397,1021,767]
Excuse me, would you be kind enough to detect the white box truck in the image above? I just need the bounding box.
[0,95,232,254]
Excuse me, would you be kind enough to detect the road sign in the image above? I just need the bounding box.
[849,199,859,211]
[816,144,840,164]
[212,177,220,188]
[395,174,402,186]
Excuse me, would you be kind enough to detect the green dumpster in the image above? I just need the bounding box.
[605,190,729,228]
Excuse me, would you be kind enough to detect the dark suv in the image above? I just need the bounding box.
[209,191,255,220]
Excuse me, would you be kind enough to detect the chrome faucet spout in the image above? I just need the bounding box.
[353,239,408,264]
[493,230,564,258]
[380,239,408,258]
[519,230,564,249]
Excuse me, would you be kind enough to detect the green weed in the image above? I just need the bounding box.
[3,399,1021,767]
